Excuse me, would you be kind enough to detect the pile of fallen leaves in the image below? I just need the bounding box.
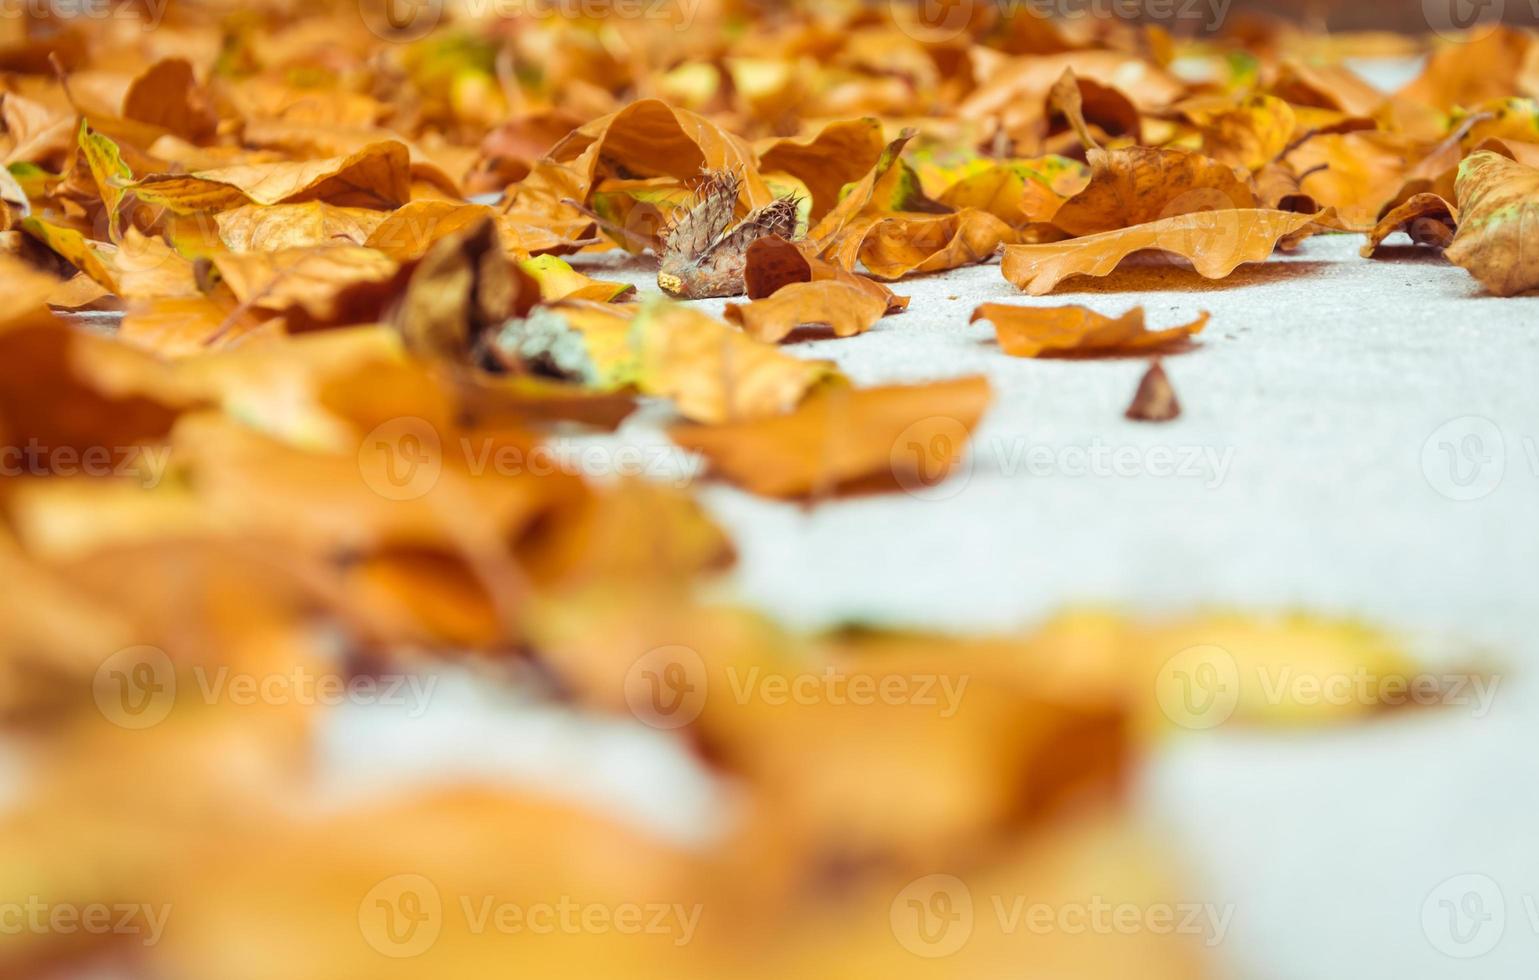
[0,2,1528,977]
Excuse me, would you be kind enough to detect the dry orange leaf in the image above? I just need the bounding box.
[1,91,73,167]
[118,296,279,356]
[519,255,635,303]
[936,160,1078,226]
[632,300,840,424]
[971,304,1208,358]
[743,234,814,298]
[1361,193,1458,256]
[804,130,920,250]
[1254,163,1320,213]
[1446,151,1539,296]
[122,58,217,143]
[518,98,774,218]
[724,279,889,343]
[1284,131,1417,229]
[963,51,1181,132]
[132,141,412,213]
[0,254,60,329]
[215,203,389,252]
[389,217,537,361]
[1397,27,1533,113]
[19,216,119,292]
[671,375,990,498]
[209,246,401,321]
[1001,209,1321,294]
[742,235,908,315]
[20,220,199,299]
[1271,60,1385,119]
[825,208,1018,280]
[1051,146,1258,237]
[1178,94,1298,173]
[757,117,887,222]
[364,200,589,261]
[169,410,566,555]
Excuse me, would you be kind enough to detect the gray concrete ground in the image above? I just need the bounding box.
[586,236,1539,651]
[554,231,1539,980]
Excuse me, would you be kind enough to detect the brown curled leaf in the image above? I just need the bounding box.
[1001,209,1320,295]
[724,279,889,343]
[743,234,813,299]
[132,141,412,214]
[1361,193,1458,257]
[824,208,1018,280]
[390,217,538,362]
[1050,146,1258,237]
[122,57,218,143]
[971,304,1207,358]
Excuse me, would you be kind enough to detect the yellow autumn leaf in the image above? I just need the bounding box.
[519,254,635,303]
[632,299,840,424]
[671,375,990,498]
[1445,150,1539,296]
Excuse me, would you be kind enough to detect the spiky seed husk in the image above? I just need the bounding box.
[659,169,802,299]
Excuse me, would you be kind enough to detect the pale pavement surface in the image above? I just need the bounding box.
[554,229,1539,979]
